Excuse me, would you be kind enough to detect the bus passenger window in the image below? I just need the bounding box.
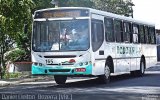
[139,25,145,43]
[114,20,122,42]
[104,17,115,42]
[123,22,131,43]
[149,27,156,44]
[133,24,139,43]
[145,26,149,44]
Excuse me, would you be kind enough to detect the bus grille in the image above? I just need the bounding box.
[47,63,74,65]
[44,55,76,58]
[49,69,71,72]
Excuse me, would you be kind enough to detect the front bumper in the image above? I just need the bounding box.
[32,64,92,75]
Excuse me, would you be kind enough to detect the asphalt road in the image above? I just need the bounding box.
[0,66,160,100]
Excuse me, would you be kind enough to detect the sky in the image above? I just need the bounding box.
[132,0,160,29]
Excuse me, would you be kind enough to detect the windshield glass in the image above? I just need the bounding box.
[32,19,89,52]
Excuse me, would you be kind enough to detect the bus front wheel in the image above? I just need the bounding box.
[54,75,67,85]
[98,63,110,84]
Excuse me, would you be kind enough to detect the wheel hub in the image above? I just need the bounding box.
[105,66,110,78]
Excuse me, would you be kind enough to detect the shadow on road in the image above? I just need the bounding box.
[50,71,160,89]
[0,71,160,100]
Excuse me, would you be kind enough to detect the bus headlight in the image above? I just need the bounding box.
[79,63,83,66]
[78,61,91,66]
[33,62,44,67]
[84,62,88,65]
[33,62,38,66]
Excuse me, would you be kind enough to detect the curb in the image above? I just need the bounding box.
[156,62,160,65]
[0,82,10,87]
[0,78,39,87]
[0,77,53,87]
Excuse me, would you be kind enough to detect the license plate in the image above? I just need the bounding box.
[75,68,86,72]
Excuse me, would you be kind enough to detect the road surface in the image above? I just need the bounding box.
[0,66,160,100]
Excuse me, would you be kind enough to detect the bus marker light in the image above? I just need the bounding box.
[75,68,86,72]
[84,62,88,65]
[79,63,83,66]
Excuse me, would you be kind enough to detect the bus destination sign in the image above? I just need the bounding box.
[34,9,89,19]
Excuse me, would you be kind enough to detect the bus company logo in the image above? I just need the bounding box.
[117,46,135,55]
[61,61,69,64]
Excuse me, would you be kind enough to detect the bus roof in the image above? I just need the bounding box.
[35,7,155,27]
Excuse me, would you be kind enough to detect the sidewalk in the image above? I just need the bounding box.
[0,76,53,87]
[156,62,160,65]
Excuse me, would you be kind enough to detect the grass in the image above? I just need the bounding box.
[3,72,22,79]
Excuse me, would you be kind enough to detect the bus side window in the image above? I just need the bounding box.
[139,25,145,43]
[91,19,104,52]
[144,26,149,44]
[149,27,156,44]
[123,22,131,43]
[133,24,139,43]
[104,17,115,42]
[114,19,123,42]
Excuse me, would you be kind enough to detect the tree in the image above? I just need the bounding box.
[0,0,34,65]
[31,0,93,11]
[46,0,134,17]
[92,0,134,17]
[58,0,94,7]
[32,0,54,13]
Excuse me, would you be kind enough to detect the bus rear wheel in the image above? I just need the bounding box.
[98,63,110,84]
[138,59,145,76]
[131,59,145,77]
[54,75,67,85]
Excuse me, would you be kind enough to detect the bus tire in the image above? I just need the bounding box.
[54,75,67,85]
[98,62,110,84]
[131,59,145,77]
[138,59,145,76]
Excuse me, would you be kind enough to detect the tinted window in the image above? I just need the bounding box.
[114,20,122,42]
[91,19,104,52]
[144,26,149,44]
[139,25,145,43]
[104,17,115,42]
[123,22,131,43]
[133,24,139,43]
[149,27,156,44]
[32,19,90,52]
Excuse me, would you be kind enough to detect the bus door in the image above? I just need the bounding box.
[91,14,105,75]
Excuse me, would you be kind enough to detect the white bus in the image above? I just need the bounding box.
[32,7,157,84]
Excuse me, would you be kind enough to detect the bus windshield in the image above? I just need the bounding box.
[32,19,89,52]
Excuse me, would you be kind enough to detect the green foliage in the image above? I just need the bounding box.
[92,0,134,16]
[3,72,22,79]
[0,0,34,34]
[4,48,26,62]
[0,0,34,64]
[32,0,54,13]
[58,0,94,7]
